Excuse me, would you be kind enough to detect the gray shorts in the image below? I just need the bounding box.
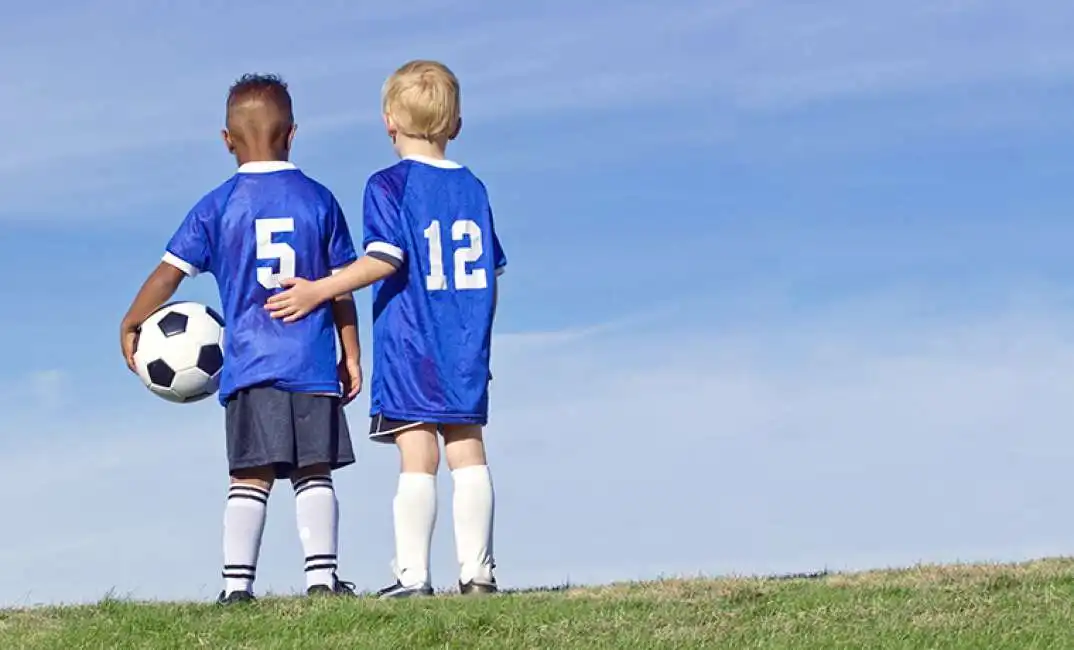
[368,413,433,444]
[225,386,355,479]
[368,414,485,444]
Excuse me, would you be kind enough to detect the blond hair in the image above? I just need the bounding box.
[381,60,461,141]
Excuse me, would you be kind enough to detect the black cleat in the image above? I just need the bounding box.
[217,590,256,605]
[307,575,357,597]
[376,580,434,599]
[459,579,498,595]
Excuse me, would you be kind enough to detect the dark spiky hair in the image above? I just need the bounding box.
[227,73,293,120]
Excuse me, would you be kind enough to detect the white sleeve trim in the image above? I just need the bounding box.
[365,241,405,262]
[495,265,506,277]
[162,252,198,277]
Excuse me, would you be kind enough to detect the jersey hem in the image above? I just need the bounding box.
[220,380,341,404]
[372,408,488,425]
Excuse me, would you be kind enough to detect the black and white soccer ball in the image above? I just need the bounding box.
[133,301,225,403]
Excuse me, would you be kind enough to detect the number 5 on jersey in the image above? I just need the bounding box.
[423,219,487,291]
[256,217,296,289]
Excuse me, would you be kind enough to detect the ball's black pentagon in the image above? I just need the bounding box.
[157,311,189,337]
[147,359,176,387]
[205,305,225,327]
[197,344,224,377]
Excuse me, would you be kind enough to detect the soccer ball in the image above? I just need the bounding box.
[133,301,225,403]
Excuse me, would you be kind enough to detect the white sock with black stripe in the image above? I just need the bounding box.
[294,474,339,589]
[222,483,270,595]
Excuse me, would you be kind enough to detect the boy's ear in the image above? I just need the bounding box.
[449,117,462,141]
[383,113,397,140]
[221,129,235,153]
[286,123,297,151]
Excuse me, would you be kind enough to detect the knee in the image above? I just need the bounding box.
[401,452,440,475]
[442,425,487,471]
[396,425,441,474]
[230,466,276,491]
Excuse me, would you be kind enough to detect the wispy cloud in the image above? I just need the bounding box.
[2,290,1072,605]
[2,0,1071,220]
[0,369,70,414]
[28,370,68,411]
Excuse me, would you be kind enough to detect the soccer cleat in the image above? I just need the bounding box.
[217,590,256,605]
[376,580,434,599]
[459,578,498,595]
[307,576,357,597]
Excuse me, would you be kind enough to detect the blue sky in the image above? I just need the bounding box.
[1,0,1073,606]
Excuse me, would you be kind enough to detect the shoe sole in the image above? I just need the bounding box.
[378,589,434,600]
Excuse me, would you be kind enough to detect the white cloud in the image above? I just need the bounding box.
[2,290,1073,605]
[0,369,70,414]
[30,370,68,410]
[1,0,1069,206]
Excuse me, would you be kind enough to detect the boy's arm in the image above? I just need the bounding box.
[266,175,405,322]
[266,254,398,323]
[331,291,362,404]
[119,263,186,372]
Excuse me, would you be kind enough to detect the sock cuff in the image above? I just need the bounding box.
[228,484,270,504]
[398,472,437,490]
[451,465,491,483]
[294,475,334,497]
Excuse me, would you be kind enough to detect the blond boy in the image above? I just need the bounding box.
[266,61,505,596]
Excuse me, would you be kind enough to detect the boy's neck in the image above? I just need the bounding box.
[394,136,449,161]
[236,147,290,167]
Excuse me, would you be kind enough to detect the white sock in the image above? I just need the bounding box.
[294,475,339,589]
[452,465,496,584]
[393,472,437,587]
[222,483,270,594]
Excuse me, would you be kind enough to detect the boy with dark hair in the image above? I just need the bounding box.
[120,73,361,604]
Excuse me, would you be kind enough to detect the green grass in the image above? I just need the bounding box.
[5,557,1074,649]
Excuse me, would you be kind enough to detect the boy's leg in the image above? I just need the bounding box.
[291,464,351,595]
[221,466,275,602]
[443,424,496,594]
[222,386,291,604]
[377,423,439,597]
[290,393,356,596]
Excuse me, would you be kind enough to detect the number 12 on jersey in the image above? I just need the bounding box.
[423,219,487,291]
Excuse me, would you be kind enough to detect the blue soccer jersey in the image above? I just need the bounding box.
[363,155,507,424]
[163,161,358,404]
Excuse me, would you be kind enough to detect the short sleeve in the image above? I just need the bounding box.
[325,194,358,272]
[489,209,507,277]
[163,205,212,276]
[362,176,405,266]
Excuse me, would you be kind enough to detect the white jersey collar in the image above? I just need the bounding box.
[404,154,463,169]
[237,161,298,174]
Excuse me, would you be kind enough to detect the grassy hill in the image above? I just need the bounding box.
[4,557,1074,649]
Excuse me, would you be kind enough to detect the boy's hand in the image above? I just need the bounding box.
[338,358,362,405]
[264,277,330,322]
[120,324,139,374]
